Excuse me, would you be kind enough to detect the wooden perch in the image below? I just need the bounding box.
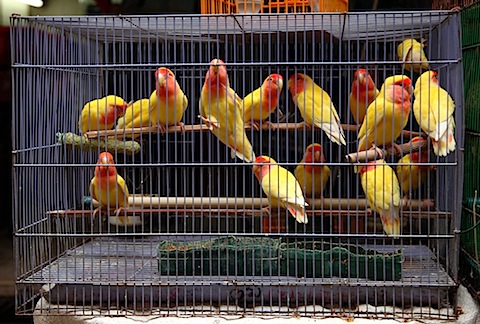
[71,195,434,211]
[56,132,141,155]
[345,138,429,163]
[47,208,449,220]
[84,122,423,140]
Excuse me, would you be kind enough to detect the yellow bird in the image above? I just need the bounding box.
[357,75,412,152]
[116,67,188,134]
[90,152,132,226]
[199,58,255,163]
[294,143,331,198]
[253,156,309,224]
[413,71,456,157]
[396,137,434,196]
[78,95,130,136]
[242,73,283,130]
[360,159,401,237]
[288,73,346,146]
[397,38,429,74]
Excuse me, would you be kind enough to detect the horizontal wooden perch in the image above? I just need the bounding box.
[93,196,434,210]
[47,208,449,220]
[345,137,429,163]
[84,122,423,140]
[47,196,436,217]
[56,132,141,155]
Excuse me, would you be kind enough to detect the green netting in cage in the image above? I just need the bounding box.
[157,236,281,276]
[279,241,403,281]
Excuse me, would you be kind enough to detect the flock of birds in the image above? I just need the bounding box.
[79,38,456,236]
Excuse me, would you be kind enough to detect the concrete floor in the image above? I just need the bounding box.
[0,229,32,323]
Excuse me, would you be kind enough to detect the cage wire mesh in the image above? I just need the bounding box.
[11,11,463,320]
[460,1,480,302]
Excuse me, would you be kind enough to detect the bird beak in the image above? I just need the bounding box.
[211,60,221,73]
[157,73,166,87]
[101,156,110,165]
[358,72,366,84]
[314,151,321,162]
[252,165,259,174]
[277,77,283,89]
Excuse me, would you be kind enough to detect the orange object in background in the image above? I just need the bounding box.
[200,0,348,14]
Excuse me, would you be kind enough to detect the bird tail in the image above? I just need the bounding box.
[318,122,346,146]
[432,118,456,157]
[286,202,308,224]
[380,206,400,237]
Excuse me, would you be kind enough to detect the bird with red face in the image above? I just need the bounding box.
[253,156,308,224]
[288,73,346,146]
[199,58,255,162]
[294,143,331,198]
[357,75,412,153]
[242,73,283,130]
[349,69,379,125]
[90,152,133,225]
[79,95,130,136]
[116,67,188,134]
[360,159,401,237]
[396,137,434,196]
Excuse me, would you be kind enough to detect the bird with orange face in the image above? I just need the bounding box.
[357,75,412,153]
[90,152,135,226]
[360,159,401,237]
[199,58,255,162]
[349,69,379,125]
[253,156,309,224]
[116,67,188,134]
[413,70,456,157]
[242,73,283,130]
[294,143,331,198]
[79,95,130,136]
[396,137,434,196]
[288,73,346,146]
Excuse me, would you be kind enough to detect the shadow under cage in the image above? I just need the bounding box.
[11,11,463,320]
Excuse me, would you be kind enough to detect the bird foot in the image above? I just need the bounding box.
[386,142,403,156]
[198,115,219,130]
[92,206,103,218]
[368,144,384,160]
[261,207,272,217]
[245,121,259,131]
[156,124,167,133]
[174,122,185,132]
[83,133,90,143]
[113,207,127,218]
[421,38,428,45]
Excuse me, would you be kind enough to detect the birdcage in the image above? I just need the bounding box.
[11,10,463,321]
[200,0,348,14]
[460,0,480,302]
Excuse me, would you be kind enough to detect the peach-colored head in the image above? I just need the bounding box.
[95,152,117,178]
[155,67,177,99]
[264,73,283,90]
[204,58,228,89]
[352,69,376,92]
[304,143,326,173]
[288,73,309,96]
[252,156,277,182]
[410,137,430,166]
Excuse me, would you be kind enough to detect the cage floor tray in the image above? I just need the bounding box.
[25,236,456,310]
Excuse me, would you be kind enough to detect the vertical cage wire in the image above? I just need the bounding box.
[10,11,462,320]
